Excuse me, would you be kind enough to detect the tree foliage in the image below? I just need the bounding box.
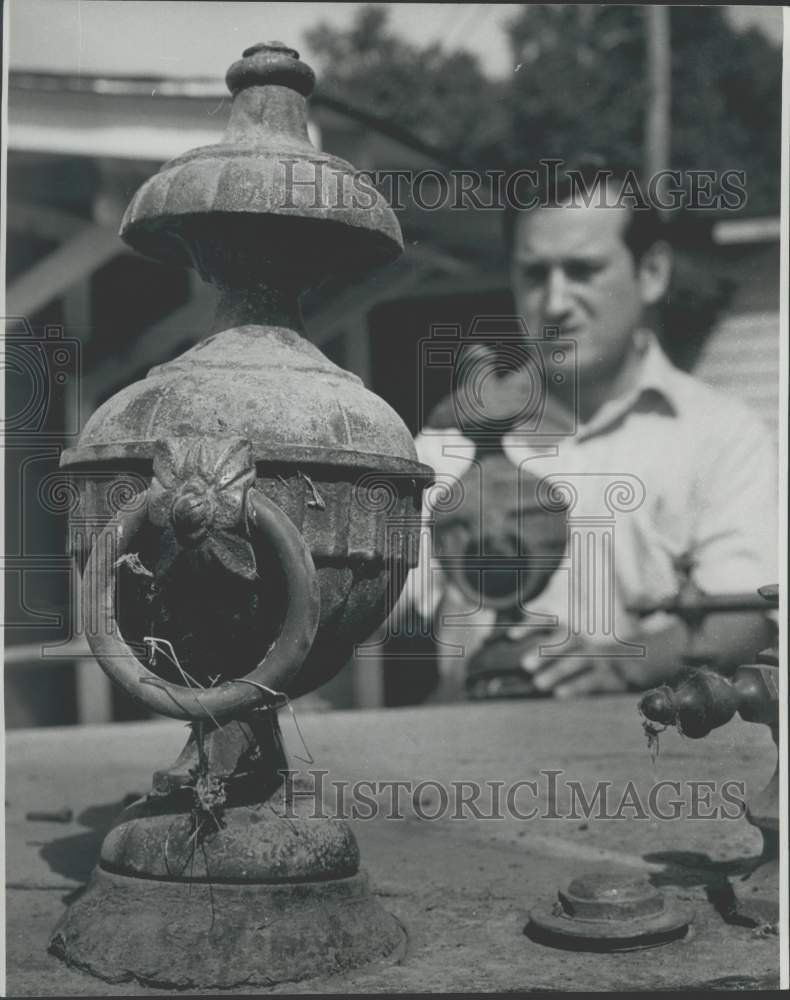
[305,5,506,165]
[306,4,782,215]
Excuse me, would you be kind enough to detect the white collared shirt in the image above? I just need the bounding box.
[403,335,778,668]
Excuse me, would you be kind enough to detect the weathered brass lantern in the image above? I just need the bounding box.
[50,42,432,988]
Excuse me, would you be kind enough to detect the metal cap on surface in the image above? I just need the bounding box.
[527,872,694,951]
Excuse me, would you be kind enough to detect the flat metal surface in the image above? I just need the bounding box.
[5,696,780,994]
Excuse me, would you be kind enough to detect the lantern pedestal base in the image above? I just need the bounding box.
[49,866,405,989]
[48,722,405,988]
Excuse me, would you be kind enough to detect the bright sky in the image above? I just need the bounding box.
[8,1,783,81]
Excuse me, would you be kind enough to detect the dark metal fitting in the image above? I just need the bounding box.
[528,872,694,951]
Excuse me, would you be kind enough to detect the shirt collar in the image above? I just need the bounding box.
[634,332,681,411]
[578,332,679,440]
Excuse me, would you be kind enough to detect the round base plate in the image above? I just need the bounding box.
[50,866,405,988]
[527,899,694,952]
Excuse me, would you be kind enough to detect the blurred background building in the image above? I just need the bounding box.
[3,2,783,726]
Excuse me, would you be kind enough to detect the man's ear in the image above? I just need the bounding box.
[638,240,673,306]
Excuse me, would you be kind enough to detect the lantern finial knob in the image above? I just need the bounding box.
[243,40,299,57]
[226,40,315,97]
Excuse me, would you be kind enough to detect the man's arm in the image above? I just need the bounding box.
[502,404,779,697]
[690,406,777,597]
[491,607,773,698]
[545,613,772,697]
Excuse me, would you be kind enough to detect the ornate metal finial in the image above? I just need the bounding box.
[227,40,315,95]
[119,42,402,287]
[242,40,301,58]
[52,38,431,987]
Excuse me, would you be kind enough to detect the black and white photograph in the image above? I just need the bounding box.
[2,1,787,994]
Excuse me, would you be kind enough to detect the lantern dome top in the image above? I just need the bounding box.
[119,42,403,288]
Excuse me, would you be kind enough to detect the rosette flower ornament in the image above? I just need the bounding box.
[148,437,258,582]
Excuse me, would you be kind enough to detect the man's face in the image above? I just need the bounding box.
[510,202,649,380]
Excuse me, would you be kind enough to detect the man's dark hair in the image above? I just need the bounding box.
[503,159,667,264]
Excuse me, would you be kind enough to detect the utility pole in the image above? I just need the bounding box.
[644,5,671,205]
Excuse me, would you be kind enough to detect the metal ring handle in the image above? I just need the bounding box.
[82,487,320,721]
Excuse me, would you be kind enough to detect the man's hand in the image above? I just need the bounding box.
[466,627,632,698]
[516,611,776,697]
[517,640,631,698]
[506,610,776,697]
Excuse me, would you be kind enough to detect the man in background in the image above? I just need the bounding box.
[394,166,776,701]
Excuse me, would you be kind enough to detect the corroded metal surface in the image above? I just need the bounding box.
[52,38,429,988]
[61,36,432,698]
[5,701,780,995]
[50,869,405,990]
[120,41,403,279]
[63,327,426,472]
[100,780,360,882]
[528,873,694,951]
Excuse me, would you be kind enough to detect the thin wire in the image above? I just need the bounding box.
[140,635,223,730]
[234,678,315,765]
[144,636,204,689]
[141,637,312,762]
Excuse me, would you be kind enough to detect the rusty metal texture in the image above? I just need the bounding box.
[52,39,426,987]
[528,872,694,951]
[62,38,432,698]
[119,41,403,280]
[50,868,405,989]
